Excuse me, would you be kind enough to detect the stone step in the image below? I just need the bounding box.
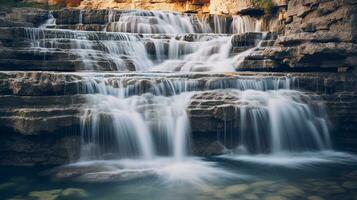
[1,72,355,97]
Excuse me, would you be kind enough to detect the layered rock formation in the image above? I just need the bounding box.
[261,0,357,71]
[209,0,286,15]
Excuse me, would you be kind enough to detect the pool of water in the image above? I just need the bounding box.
[1,151,357,200]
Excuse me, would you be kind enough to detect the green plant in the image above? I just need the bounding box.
[252,0,274,14]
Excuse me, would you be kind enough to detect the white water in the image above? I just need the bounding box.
[65,157,239,186]
[30,10,352,184]
[105,10,210,34]
[228,90,331,153]
[81,77,194,161]
[26,10,268,73]
[231,15,262,34]
[71,77,338,182]
[24,27,266,72]
[79,75,332,158]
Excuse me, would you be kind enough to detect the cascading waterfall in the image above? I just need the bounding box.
[26,10,266,72]
[105,10,211,34]
[229,90,331,154]
[213,15,229,34]
[80,76,194,161]
[77,75,332,162]
[24,27,265,72]
[231,15,262,34]
[39,11,56,29]
[24,28,153,71]
[28,9,343,183]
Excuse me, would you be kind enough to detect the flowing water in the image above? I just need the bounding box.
[1,9,357,200]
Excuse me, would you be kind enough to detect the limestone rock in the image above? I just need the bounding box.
[261,0,357,71]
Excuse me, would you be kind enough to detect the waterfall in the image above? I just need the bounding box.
[76,74,332,162]
[80,77,194,161]
[213,15,228,34]
[39,11,56,29]
[231,90,331,154]
[26,10,335,170]
[231,15,262,34]
[24,27,266,72]
[24,10,269,73]
[104,10,211,34]
[24,28,153,71]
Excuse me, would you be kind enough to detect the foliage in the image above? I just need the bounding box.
[0,0,65,9]
[252,0,274,14]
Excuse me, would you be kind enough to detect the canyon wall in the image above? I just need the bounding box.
[262,0,357,71]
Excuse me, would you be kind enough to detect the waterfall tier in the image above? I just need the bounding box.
[0,27,276,72]
[80,80,331,160]
[49,9,264,34]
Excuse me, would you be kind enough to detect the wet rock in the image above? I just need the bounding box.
[22,188,88,200]
[264,195,288,200]
[232,32,264,47]
[251,181,275,188]
[61,188,88,198]
[243,194,259,200]
[0,8,48,27]
[192,140,225,156]
[307,196,325,200]
[53,165,109,180]
[0,182,15,190]
[78,170,154,182]
[278,185,304,197]
[342,181,357,189]
[8,195,27,200]
[224,184,249,194]
[28,189,62,200]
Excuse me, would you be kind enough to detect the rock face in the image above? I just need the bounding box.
[259,0,357,71]
[0,8,48,27]
[209,0,287,15]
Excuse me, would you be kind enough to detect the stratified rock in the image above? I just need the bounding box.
[259,0,357,71]
[0,8,48,27]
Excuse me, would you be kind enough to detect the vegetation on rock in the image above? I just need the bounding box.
[252,0,274,14]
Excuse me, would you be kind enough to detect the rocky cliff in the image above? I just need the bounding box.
[263,0,357,71]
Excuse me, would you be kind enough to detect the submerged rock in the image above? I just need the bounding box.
[307,196,325,200]
[342,181,357,189]
[17,188,88,200]
[61,188,88,198]
[28,189,62,200]
[264,195,288,200]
